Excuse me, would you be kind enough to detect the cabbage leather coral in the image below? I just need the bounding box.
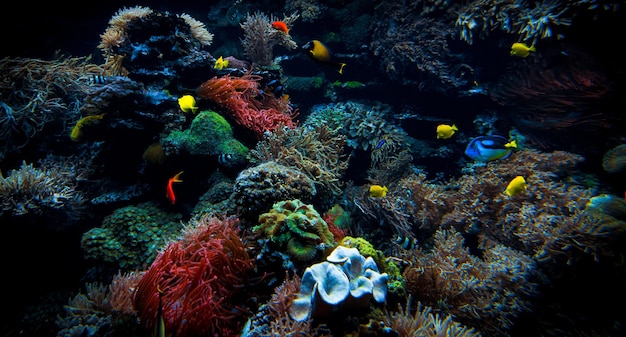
[289,245,388,322]
[255,199,335,261]
[133,215,254,337]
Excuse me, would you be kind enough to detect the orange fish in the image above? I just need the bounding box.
[166,171,183,205]
[271,21,289,34]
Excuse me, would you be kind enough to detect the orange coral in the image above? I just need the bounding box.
[197,72,297,138]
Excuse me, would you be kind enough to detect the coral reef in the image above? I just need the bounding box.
[240,11,299,68]
[98,6,214,90]
[378,296,480,337]
[133,215,255,337]
[197,72,298,138]
[248,125,350,199]
[487,47,614,150]
[0,160,85,220]
[162,110,249,167]
[230,161,317,222]
[370,4,471,92]
[401,228,539,335]
[0,56,101,161]
[56,271,143,337]
[80,202,183,272]
[254,199,335,262]
[289,245,388,322]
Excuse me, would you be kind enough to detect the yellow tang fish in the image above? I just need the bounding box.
[510,42,536,58]
[369,184,388,198]
[436,124,458,139]
[505,176,527,196]
[178,95,198,113]
[214,56,229,70]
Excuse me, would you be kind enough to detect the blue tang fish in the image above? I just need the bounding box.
[465,135,517,161]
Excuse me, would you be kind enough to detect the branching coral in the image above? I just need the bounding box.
[197,72,298,138]
[133,215,255,337]
[240,11,299,68]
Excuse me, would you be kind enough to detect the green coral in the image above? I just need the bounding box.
[340,235,406,296]
[163,110,248,167]
[254,199,335,261]
[80,201,183,271]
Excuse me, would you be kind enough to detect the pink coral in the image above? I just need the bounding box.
[197,72,297,139]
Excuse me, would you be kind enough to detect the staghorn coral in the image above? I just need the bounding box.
[402,228,539,335]
[197,72,298,139]
[80,201,183,272]
[254,199,335,262]
[240,11,299,68]
[248,124,349,198]
[133,215,255,337]
[230,161,317,223]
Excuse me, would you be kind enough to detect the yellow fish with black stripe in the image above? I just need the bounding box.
[303,40,346,74]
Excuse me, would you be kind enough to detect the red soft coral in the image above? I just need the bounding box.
[198,72,297,138]
[133,216,254,337]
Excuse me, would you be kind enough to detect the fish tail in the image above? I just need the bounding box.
[529,45,536,52]
[173,171,184,182]
[338,63,346,74]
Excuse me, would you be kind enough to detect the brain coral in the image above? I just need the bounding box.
[254,199,335,261]
[230,161,316,222]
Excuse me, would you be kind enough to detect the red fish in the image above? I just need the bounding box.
[166,171,183,205]
[271,21,289,34]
